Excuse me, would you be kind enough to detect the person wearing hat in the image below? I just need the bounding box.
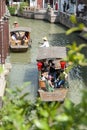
[13,21,19,28]
[40,37,49,47]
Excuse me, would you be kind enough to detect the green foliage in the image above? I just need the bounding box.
[0,84,31,130]
[19,2,29,14]
[65,42,87,67]
[8,6,17,15]
[65,15,87,69]
[0,85,87,130]
[66,15,85,35]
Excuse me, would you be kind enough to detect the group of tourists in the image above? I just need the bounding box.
[37,59,68,91]
[11,31,29,45]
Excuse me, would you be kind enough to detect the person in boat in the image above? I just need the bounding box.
[22,32,29,40]
[11,32,17,41]
[21,32,30,45]
[40,37,49,47]
[48,61,56,80]
[41,73,54,92]
[55,69,67,88]
[41,59,49,72]
[13,21,19,28]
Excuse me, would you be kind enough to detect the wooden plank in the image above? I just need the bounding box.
[38,88,68,102]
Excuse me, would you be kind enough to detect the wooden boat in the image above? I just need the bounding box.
[36,46,69,102]
[9,27,32,52]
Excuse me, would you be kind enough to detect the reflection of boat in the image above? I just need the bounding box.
[9,27,32,52]
[36,47,69,102]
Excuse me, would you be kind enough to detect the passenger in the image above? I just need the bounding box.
[40,37,49,47]
[21,32,30,45]
[42,59,49,72]
[48,77,54,88]
[11,32,17,41]
[41,74,46,81]
[45,76,54,92]
[22,32,29,40]
[55,69,66,88]
[25,32,30,39]
[49,62,56,80]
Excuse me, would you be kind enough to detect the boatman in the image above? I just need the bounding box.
[13,21,19,28]
[40,37,49,47]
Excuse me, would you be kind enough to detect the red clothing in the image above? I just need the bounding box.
[37,62,43,71]
[60,61,66,69]
[55,2,58,10]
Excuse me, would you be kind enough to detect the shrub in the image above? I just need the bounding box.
[8,6,17,15]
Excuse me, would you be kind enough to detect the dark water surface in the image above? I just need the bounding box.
[8,16,87,104]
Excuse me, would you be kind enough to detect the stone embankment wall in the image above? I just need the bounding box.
[18,8,87,40]
[18,8,76,27]
[19,8,87,28]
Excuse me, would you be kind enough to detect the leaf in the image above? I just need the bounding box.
[66,27,80,35]
[78,23,85,30]
[70,15,77,24]
[34,119,50,130]
[56,114,69,122]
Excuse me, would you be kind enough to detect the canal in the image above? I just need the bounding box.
[7,16,87,104]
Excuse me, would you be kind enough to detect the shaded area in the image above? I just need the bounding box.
[49,32,85,46]
[8,63,38,101]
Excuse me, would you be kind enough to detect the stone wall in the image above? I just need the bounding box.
[21,8,60,23]
[20,9,87,28]
[59,12,76,28]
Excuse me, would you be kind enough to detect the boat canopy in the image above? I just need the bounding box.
[10,27,31,33]
[36,46,67,60]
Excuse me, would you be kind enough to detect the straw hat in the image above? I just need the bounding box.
[13,21,18,24]
[42,37,48,41]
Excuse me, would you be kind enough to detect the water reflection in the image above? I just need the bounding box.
[10,48,31,63]
[8,16,87,104]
